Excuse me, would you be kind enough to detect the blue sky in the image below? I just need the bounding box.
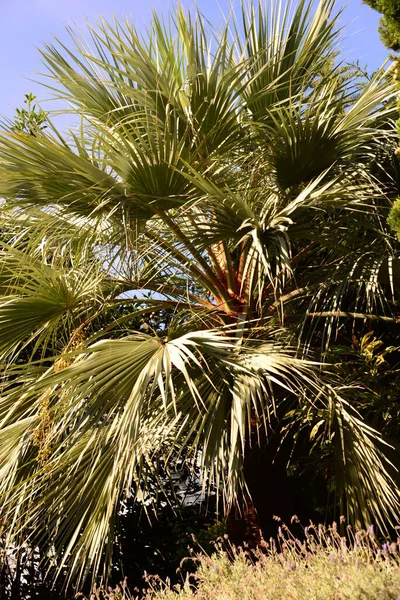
[0,0,390,121]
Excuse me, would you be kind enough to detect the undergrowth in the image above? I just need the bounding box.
[81,521,400,600]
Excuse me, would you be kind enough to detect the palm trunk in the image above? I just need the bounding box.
[226,431,312,547]
[226,496,262,548]
[226,429,265,548]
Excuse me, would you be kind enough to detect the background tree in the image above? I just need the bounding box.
[363,0,400,49]
[10,93,47,136]
[362,0,400,236]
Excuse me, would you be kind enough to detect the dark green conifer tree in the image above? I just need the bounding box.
[364,0,400,49]
[363,0,400,235]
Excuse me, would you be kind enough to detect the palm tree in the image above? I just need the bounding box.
[0,0,399,586]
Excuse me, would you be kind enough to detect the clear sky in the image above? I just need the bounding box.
[0,0,391,121]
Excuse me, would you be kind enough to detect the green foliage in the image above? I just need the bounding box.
[364,0,400,50]
[85,523,400,600]
[388,197,400,239]
[11,93,47,135]
[362,0,400,240]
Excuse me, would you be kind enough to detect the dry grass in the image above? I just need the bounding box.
[83,521,400,600]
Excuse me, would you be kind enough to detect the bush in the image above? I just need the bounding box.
[84,522,400,600]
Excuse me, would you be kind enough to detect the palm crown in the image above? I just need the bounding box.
[0,0,399,585]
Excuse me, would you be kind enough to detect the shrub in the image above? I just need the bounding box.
[84,523,400,600]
